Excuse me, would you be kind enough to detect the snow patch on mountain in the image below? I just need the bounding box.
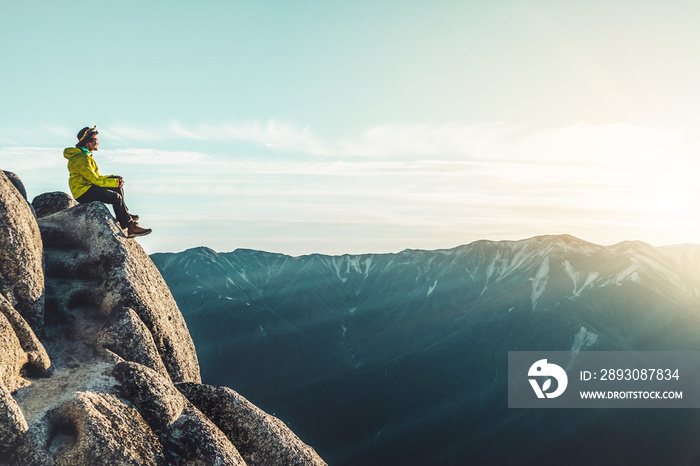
[363,256,373,276]
[562,261,600,297]
[330,256,348,282]
[504,248,540,278]
[530,257,550,310]
[567,326,599,369]
[483,248,541,286]
[464,267,476,283]
[346,256,362,274]
[482,252,501,294]
[612,265,640,285]
[427,280,438,297]
[571,326,598,353]
[328,255,374,282]
[235,270,251,285]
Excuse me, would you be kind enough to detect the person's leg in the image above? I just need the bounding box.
[104,187,129,211]
[75,186,133,228]
[104,187,138,222]
[104,188,139,222]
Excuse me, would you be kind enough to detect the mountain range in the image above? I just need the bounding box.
[152,235,700,465]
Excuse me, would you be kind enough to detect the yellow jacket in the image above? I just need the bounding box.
[63,147,119,199]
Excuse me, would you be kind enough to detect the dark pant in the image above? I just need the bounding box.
[76,186,133,228]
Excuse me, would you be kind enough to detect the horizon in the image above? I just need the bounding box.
[3,1,700,256]
[150,233,700,258]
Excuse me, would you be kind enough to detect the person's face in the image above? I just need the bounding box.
[85,135,99,151]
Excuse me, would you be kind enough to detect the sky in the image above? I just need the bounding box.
[2,0,700,256]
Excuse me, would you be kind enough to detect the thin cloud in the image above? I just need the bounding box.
[100,148,212,165]
[106,120,329,155]
[338,121,522,159]
[0,147,65,170]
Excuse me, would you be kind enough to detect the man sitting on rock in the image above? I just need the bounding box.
[64,126,152,238]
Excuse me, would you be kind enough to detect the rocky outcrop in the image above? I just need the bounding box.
[95,307,170,379]
[161,406,247,465]
[0,295,51,382]
[178,383,327,466]
[44,392,167,465]
[39,201,200,383]
[0,171,326,465]
[0,385,28,456]
[2,172,27,203]
[0,171,44,328]
[112,361,187,428]
[31,192,77,219]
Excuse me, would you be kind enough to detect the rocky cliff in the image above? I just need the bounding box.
[0,170,326,465]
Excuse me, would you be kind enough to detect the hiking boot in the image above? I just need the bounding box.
[127,222,152,238]
[129,214,139,222]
